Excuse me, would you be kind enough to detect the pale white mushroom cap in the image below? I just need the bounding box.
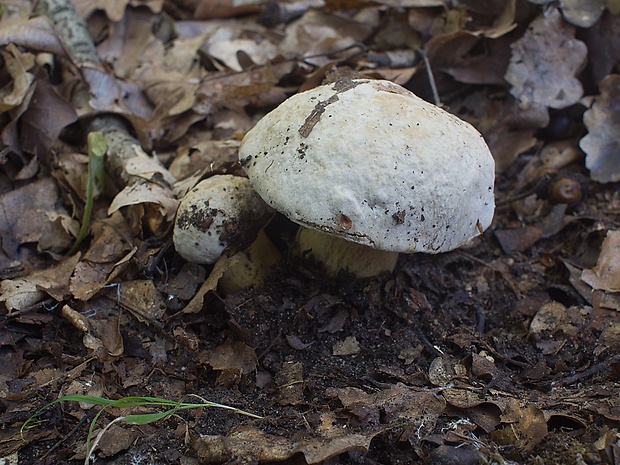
[173,175,273,264]
[239,79,495,253]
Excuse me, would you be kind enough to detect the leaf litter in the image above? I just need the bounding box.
[0,0,620,464]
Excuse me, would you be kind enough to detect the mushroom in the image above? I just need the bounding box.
[173,175,279,291]
[238,78,495,278]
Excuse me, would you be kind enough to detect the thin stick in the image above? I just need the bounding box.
[416,48,442,107]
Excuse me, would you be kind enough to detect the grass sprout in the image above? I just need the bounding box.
[22,393,262,464]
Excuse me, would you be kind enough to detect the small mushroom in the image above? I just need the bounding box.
[173,174,273,265]
[238,78,495,278]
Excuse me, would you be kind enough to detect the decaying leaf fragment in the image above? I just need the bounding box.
[505,8,587,110]
[204,341,258,387]
[0,253,79,311]
[0,178,74,259]
[69,212,136,301]
[491,404,548,454]
[62,304,124,357]
[581,230,620,293]
[192,421,379,464]
[117,279,167,324]
[580,74,620,183]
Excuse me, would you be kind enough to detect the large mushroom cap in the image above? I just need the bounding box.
[239,79,495,254]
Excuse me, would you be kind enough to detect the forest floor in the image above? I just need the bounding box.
[1,0,620,464]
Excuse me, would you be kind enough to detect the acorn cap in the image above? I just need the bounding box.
[239,79,495,254]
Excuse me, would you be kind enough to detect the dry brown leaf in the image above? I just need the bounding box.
[0,253,80,311]
[168,139,240,182]
[195,62,293,115]
[469,0,518,38]
[455,92,546,172]
[332,336,360,355]
[70,212,136,301]
[62,304,124,357]
[134,34,208,117]
[581,230,620,292]
[20,75,78,159]
[426,32,512,85]
[0,16,65,56]
[205,341,258,387]
[280,10,373,66]
[108,182,179,222]
[192,423,378,464]
[505,8,587,110]
[332,383,446,428]
[163,262,207,302]
[74,0,163,22]
[491,404,548,453]
[74,0,130,22]
[276,360,304,405]
[0,178,70,259]
[580,74,620,183]
[0,44,35,112]
[442,388,486,409]
[207,38,279,72]
[95,424,141,458]
[117,279,167,324]
[96,7,158,80]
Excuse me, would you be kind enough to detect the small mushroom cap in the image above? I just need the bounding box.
[239,79,495,253]
[173,175,273,264]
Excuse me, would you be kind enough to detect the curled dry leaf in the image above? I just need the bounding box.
[207,38,279,72]
[69,212,136,301]
[0,178,71,259]
[505,8,587,110]
[62,304,124,357]
[0,44,35,112]
[74,0,164,22]
[205,341,258,375]
[192,423,378,464]
[280,10,373,66]
[580,74,620,183]
[0,16,65,56]
[581,230,620,292]
[117,279,167,324]
[0,253,79,312]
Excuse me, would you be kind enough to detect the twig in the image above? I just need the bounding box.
[555,355,620,387]
[35,414,91,463]
[416,48,442,107]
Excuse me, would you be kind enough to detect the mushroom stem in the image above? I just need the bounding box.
[296,227,399,278]
[219,229,282,294]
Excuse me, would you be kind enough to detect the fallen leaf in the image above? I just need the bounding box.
[581,230,620,292]
[505,8,587,110]
[280,10,372,66]
[192,423,379,464]
[20,74,78,160]
[205,341,258,387]
[332,336,360,355]
[62,303,124,357]
[117,279,167,325]
[0,178,70,260]
[0,44,35,112]
[276,360,304,405]
[0,16,65,56]
[70,212,136,301]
